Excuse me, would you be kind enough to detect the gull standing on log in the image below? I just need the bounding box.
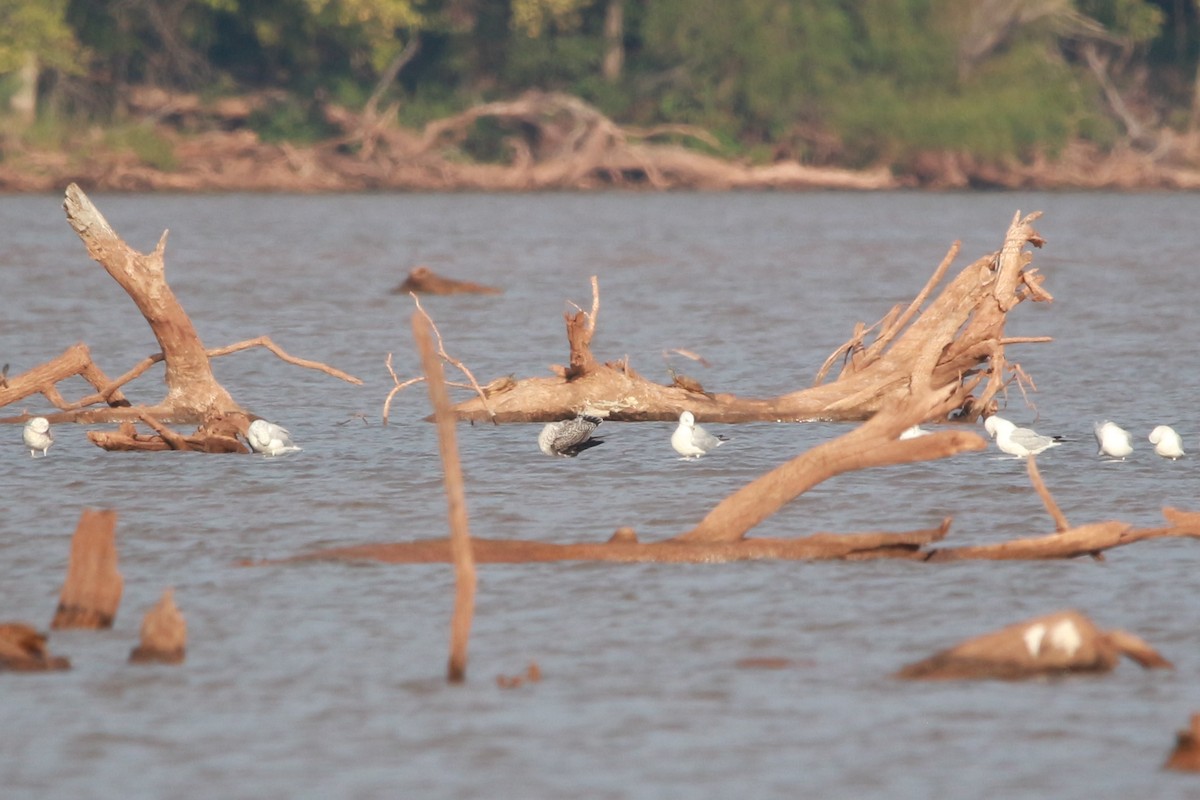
[1149,425,1184,459]
[538,414,604,457]
[671,411,727,459]
[983,415,1062,458]
[246,419,302,456]
[23,417,53,457]
[1094,420,1133,460]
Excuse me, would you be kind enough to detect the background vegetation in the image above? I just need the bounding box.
[0,0,1196,172]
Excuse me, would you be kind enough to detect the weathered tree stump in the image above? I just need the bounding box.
[895,610,1173,680]
[129,588,187,665]
[0,623,71,671]
[51,508,123,630]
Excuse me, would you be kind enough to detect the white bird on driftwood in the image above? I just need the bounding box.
[1094,420,1133,460]
[1149,425,1184,459]
[246,419,302,456]
[23,417,53,457]
[983,415,1062,458]
[671,410,727,459]
[538,414,604,457]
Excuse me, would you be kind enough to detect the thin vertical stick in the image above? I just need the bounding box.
[1025,454,1069,533]
[413,312,476,683]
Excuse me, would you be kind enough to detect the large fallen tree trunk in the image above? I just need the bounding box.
[451,211,1051,423]
[0,184,360,452]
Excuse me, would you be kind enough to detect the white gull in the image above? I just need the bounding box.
[1148,425,1184,459]
[671,411,727,459]
[1094,420,1133,460]
[983,415,1062,458]
[247,419,302,456]
[23,417,53,458]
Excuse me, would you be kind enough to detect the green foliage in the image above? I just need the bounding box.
[1077,0,1164,43]
[1,0,1194,170]
[247,95,337,142]
[0,0,80,74]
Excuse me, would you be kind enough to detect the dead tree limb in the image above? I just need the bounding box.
[1,184,359,452]
[449,211,1050,423]
[414,312,476,683]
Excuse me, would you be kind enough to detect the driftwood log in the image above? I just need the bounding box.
[450,211,1051,423]
[895,610,1173,680]
[0,184,361,452]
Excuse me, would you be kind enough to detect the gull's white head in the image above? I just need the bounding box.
[983,415,1012,438]
[28,417,50,434]
[679,411,695,428]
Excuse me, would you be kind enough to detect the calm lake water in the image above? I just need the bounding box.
[3,190,1200,799]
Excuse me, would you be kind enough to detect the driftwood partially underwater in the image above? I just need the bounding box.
[450,211,1052,423]
[275,211,1200,569]
[895,609,1173,681]
[0,184,360,452]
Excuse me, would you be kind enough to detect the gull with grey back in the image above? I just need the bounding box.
[671,411,728,459]
[983,415,1063,458]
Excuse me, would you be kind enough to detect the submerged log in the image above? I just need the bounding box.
[1165,714,1200,772]
[262,522,951,566]
[0,623,71,671]
[392,266,502,296]
[51,508,123,630]
[451,211,1051,423]
[895,609,1173,680]
[129,588,187,665]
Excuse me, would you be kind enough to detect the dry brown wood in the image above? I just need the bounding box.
[51,508,124,630]
[1026,454,1070,532]
[1165,714,1200,772]
[0,622,71,671]
[414,312,477,684]
[0,343,131,420]
[1,184,359,452]
[449,211,1050,423]
[895,609,1172,681]
[129,588,187,664]
[260,522,951,566]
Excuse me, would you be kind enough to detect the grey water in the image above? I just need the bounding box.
[3,190,1200,799]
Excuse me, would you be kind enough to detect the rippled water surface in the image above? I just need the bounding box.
[3,191,1200,799]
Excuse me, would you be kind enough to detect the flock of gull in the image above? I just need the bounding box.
[15,410,1184,462]
[537,410,1185,463]
[537,410,729,459]
[980,414,1185,460]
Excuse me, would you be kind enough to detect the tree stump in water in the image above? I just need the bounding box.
[51,508,123,630]
[129,588,187,665]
